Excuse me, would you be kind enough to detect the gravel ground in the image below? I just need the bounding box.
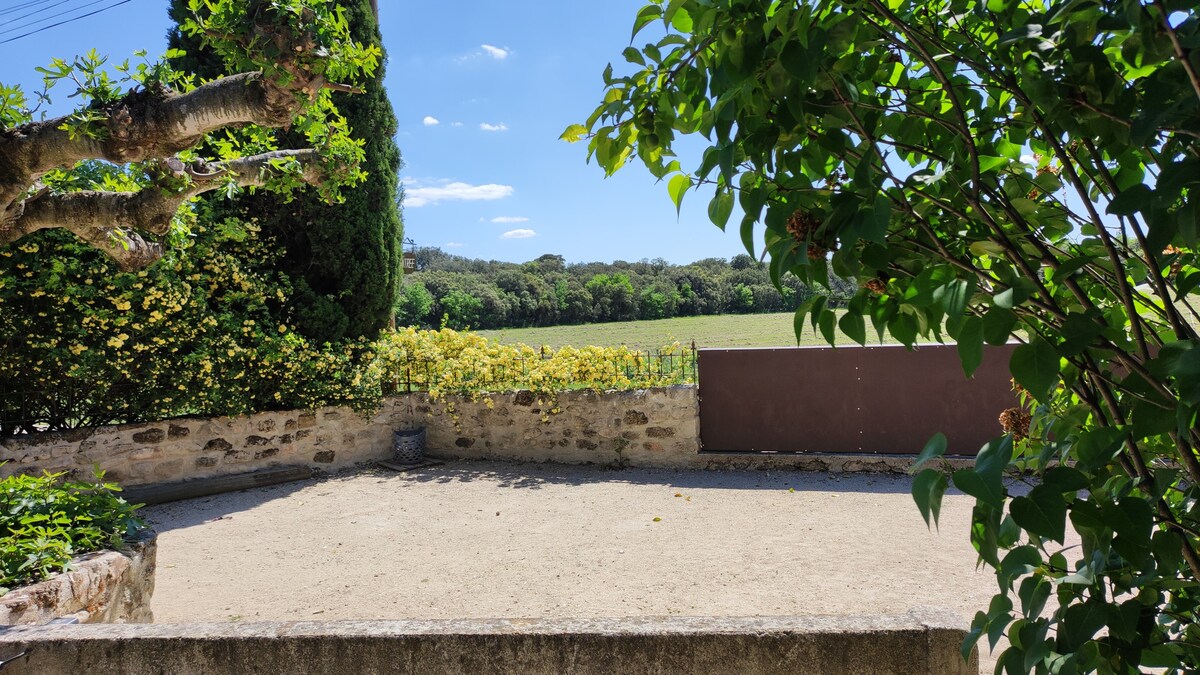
[145,460,1014,670]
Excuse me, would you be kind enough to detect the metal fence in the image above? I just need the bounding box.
[697,344,1018,456]
[382,347,699,395]
[2,347,699,436]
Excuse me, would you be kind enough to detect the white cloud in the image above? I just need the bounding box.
[404,181,514,208]
[444,242,465,248]
[480,44,509,59]
[491,216,528,223]
[450,121,463,127]
[480,122,508,132]
[422,116,440,126]
[500,229,536,239]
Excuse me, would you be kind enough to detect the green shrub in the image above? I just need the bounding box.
[0,216,382,434]
[0,470,143,591]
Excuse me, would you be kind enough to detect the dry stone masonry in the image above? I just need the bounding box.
[0,388,702,486]
[0,529,156,625]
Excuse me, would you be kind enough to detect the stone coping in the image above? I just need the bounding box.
[0,610,977,674]
[0,529,156,626]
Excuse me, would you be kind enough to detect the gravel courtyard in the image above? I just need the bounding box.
[144,460,1008,666]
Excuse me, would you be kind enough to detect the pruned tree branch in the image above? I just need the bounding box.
[0,149,324,270]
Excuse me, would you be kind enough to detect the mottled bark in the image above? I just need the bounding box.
[1,149,323,270]
[0,66,333,269]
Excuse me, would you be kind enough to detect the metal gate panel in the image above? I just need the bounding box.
[697,344,1017,456]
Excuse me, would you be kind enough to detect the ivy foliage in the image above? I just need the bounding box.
[578,0,1200,672]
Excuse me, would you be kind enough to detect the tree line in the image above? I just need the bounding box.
[395,248,855,330]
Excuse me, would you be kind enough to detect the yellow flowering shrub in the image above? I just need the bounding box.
[368,327,695,404]
[1,226,693,434]
[0,221,378,433]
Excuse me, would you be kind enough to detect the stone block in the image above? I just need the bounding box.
[128,448,160,462]
[167,424,190,439]
[245,435,271,447]
[131,428,165,444]
[312,451,335,464]
[203,439,233,454]
[152,460,184,481]
[194,457,218,469]
[296,413,317,429]
[254,448,279,460]
[646,427,675,438]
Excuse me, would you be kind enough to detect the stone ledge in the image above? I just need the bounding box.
[0,610,977,674]
[692,452,977,473]
[0,529,156,626]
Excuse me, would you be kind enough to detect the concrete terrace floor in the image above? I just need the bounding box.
[143,460,1015,671]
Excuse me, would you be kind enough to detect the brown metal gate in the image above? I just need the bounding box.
[698,344,1018,456]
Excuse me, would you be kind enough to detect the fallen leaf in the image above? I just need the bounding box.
[652,517,662,522]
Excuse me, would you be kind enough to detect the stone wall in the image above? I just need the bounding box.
[0,611,978,675]
[0,529,156,625]
[0,388,701,487]
[406,386,700,468]
[0,404,404,486]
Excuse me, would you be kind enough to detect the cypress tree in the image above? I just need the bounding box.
[167,1,403,343]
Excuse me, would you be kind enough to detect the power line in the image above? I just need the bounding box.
[0,0,120,36]
[1,0,94,27]
[0,0,59,18]
[0,0,134,44]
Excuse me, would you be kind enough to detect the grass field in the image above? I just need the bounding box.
[477,312,854,351]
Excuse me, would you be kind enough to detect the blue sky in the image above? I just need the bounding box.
[1,0,754,265]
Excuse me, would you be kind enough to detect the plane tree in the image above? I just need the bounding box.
[0,0,377,270]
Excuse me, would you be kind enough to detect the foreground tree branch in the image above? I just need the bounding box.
[1,149,324,270]
[0,0,377,270]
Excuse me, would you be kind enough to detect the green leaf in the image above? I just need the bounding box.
[1168,341,1200,405]
[912,432,948,471]
[1058,601,1109,652]
[667,173,690,216]
[970,240,1006,257]
[975,435,1014,478]
[707,190,734,229]
[912,469,948,529]
[739,212,756,257]
[999,546,1041,591]
[1042,466,1087,493]
[818,307,836,345]
[559,124,588,143]
[953,468,1004,510]
[978,155,1008,173]
[1017,575,1051,620]
[982,307,1016,346]
[1010,337,1060,400]
[1010,485,1067,542]
[1106,184,1153,216]
[956,316,984,377]
[838,310,866,345]
[937,278,974,319]
[631,4,663,40]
